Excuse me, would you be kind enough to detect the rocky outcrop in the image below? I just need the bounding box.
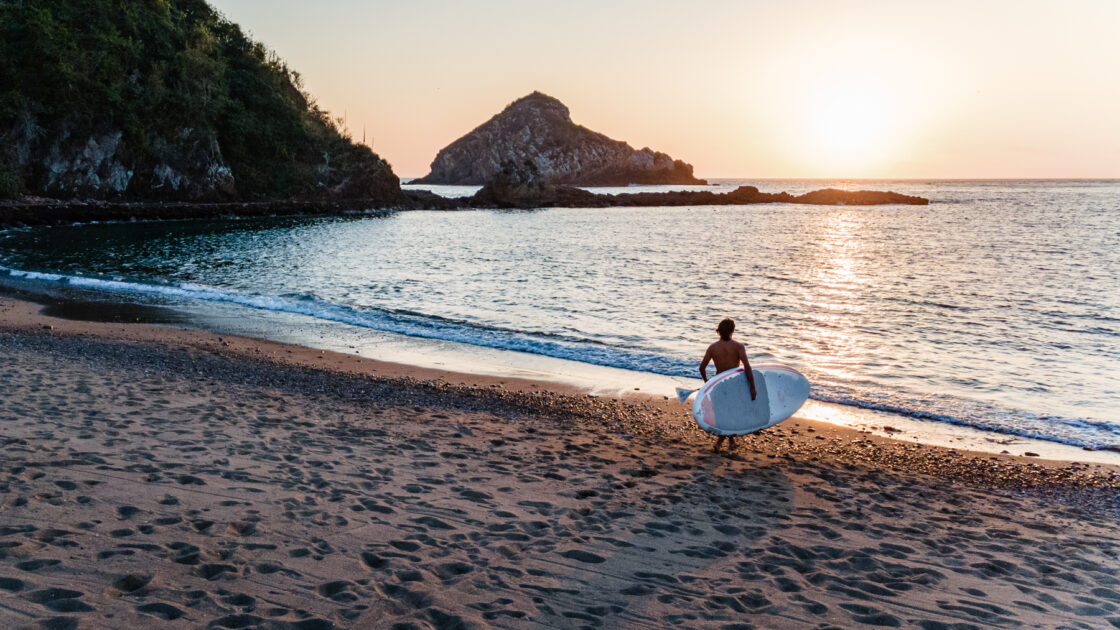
[470,160,599,208]
[459,161,928,209]
[414,92,705,186]
[0,0,401,203]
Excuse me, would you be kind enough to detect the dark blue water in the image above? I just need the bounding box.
[2,179,1118,448]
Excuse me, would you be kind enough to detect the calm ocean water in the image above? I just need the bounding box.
[2,179,1118,448]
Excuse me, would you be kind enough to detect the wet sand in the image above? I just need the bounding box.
[1,296,1119,629]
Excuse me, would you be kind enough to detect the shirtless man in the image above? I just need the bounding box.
[699,318,757,453]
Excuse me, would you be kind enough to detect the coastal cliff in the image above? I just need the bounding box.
[0,0,400,202]
[414,92,705,186]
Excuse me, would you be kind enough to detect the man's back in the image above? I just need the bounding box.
[706,339,746,374]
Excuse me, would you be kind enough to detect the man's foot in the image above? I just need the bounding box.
[728,436,736,451]
[712,436,725,453]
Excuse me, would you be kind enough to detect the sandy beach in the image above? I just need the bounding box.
[1,295,1118,629]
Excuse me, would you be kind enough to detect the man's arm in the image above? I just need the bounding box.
[738,344,757,400]
[700,347,713,382]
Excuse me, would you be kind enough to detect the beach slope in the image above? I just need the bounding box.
[0,297,1117,629]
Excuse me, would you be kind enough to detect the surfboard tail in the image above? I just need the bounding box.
[675,387,697,403]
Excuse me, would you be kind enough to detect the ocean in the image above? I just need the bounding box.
[2,179,1118,450]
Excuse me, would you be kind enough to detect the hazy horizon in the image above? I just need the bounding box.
[209,0,1120,180]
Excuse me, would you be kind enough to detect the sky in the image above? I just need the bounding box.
[208,0,1120,179]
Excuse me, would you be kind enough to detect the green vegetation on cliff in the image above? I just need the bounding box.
[0,0,399,201]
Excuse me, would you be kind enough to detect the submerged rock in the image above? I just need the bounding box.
[415,91,705,186]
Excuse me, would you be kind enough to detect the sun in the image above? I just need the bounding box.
[803,78,899,173]
[811,90,887,160]
[784,75,905,176]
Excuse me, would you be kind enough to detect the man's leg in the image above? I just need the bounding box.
[713,436,725,452]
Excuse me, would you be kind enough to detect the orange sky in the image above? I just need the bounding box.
[209,0,1120,179]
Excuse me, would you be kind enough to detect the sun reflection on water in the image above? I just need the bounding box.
[798,210,871,381]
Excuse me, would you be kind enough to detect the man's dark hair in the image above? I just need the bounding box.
[717,318,735,341]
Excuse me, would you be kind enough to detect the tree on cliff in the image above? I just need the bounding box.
[0,0,399,201]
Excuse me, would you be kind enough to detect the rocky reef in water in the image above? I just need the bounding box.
[458,161,929,209]
[413,92,705,187]
[0,0,401,203]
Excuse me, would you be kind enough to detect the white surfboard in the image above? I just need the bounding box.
[691,364,810,435]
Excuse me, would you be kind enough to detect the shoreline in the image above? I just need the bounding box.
[2,294,1117,492]
[3,295,1120,628]
[3,275,1114,465]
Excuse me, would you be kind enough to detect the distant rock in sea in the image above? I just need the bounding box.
[464,160,929,209]
[414,92,705,186]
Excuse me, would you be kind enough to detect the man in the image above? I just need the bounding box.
[699,318,757,453]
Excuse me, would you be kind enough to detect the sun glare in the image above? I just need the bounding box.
[798,77,900,174]
[751,28,942,177]
[810,90,887,161]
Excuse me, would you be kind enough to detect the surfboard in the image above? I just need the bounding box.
[691,364,810,435]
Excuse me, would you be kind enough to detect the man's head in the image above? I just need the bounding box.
[717,318,735,341]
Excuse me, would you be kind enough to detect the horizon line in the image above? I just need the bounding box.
[399,176,1120,182]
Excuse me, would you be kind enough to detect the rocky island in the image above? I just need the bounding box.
[413,92,705,186]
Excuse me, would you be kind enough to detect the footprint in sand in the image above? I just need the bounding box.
[196,563,237,580]
[360,551,389,570]
[0,577,27,592]
[25,588,94,613]
[317,580,358,602]
[410,516,454,530]
[17,558,61,572]
[110,574,151,595]
[167,542,201,564]
[220,592,257,611]
[136,602,185,620]
[559,549,605,564]
[116,505,141,519]
[389,540,422,553]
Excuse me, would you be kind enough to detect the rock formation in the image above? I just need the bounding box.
[0,0,401,202]
[462,161,928,209]
[414,92,705,186]
[471,160,600,208]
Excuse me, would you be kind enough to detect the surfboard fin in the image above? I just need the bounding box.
[675,387,697,403]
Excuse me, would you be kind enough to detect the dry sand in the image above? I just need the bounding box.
[1,296,1119,629]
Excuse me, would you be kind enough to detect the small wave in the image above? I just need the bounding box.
[808,388,1120,449]
[0,264,696,376]
[880,295,977,312]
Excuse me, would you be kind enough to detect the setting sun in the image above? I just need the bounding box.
[800,78,899,173]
